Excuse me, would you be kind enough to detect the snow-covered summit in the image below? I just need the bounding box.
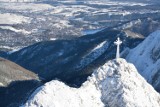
[126,30,160,92]
[23,59,160,107]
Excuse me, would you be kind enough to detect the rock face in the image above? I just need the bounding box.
[23,59,160,107]
[126,30,160,92]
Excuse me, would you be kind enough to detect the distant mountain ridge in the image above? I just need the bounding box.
[2,30,143,86]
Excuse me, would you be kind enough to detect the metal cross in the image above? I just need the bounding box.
[114,37,122,59]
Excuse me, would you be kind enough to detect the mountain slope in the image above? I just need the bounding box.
[0,57,39,87]
[23,59,160,107]
[4,30,143,86]
[0,57,41,107]
[126,30,160,92]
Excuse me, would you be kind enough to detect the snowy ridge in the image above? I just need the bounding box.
[23,59,160,107]
[126,30,160,91]
[75,40,109,70]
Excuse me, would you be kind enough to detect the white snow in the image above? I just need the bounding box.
[82,29,103,35]
[75,40,109,69]
[23,59,160,107]
[117,19,142,30]
[0,0,38,2]
[0,45,22,52]
[0,26,31,34]
[7,47,22,54]
[86,1,148,7]
[126,30,160,90]
[50,38,57,41]
[0,13,30,24]
[91,41,107,52]
[0,3,54,12]
[0,82,4,86]
[23,80,103,107]
[53,20,72,28]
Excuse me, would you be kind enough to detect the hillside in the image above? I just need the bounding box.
[0,57,41,107]
[0,57,39,86]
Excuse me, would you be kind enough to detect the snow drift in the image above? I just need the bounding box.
[126,30,160,92]
[23,59,160,107]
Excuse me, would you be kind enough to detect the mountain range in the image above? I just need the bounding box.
[0,0,160,107]
[22,59,160,107]
[1,29,143,86]
[0,26,159,107]
[1,29,160,107]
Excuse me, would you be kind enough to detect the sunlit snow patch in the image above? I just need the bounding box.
[0,13,31,25]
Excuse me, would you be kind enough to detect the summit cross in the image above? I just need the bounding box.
[114,37,122,59]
